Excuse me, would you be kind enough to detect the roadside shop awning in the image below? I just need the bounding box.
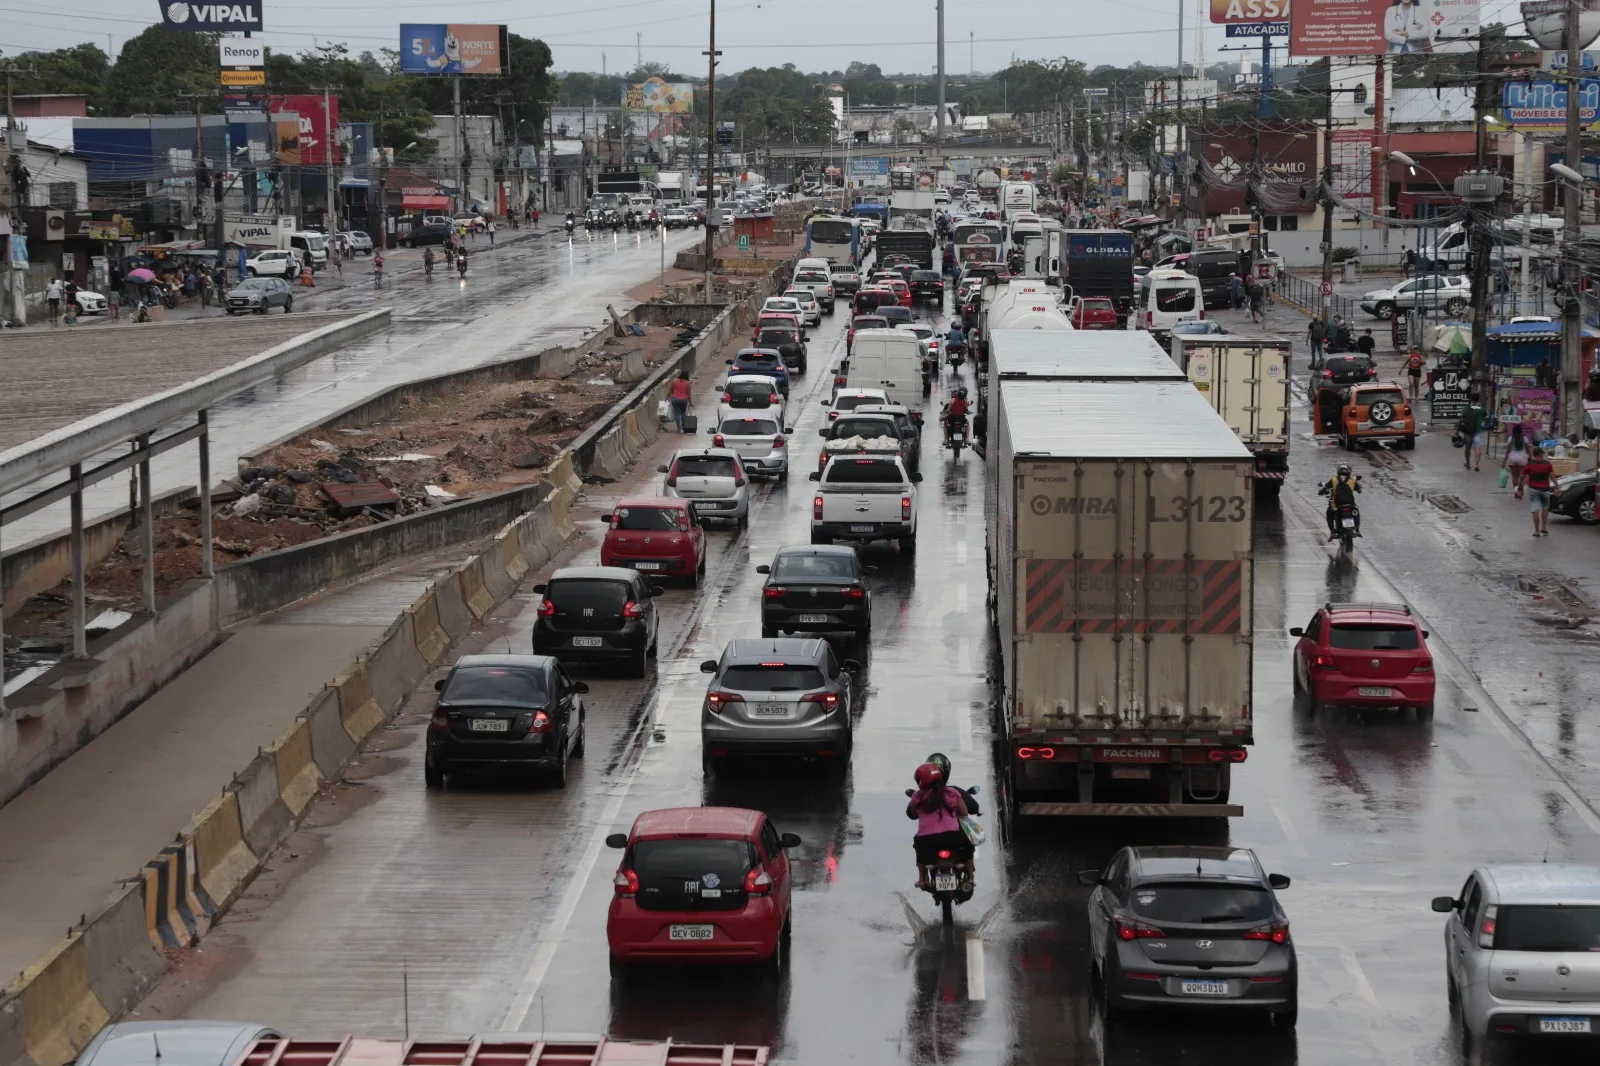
[401,194,450,210]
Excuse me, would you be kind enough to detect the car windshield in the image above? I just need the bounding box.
[1329,623,1420,650]
[632,838,753,882]
[442,666,548,705]
[1127,883,1277,924]
[771,553,856,580]
[1494,906,1600,952]
[721,665,827,691]
[613,506,682,532]
[831,418,897,439]
[544,579,629,613]
[675,456,738,478]
[1155,288,1196,312]
[238,279,274,290]
[757,329,798,346]
[1357,388,1405,407]
[720,417,780,436]
[825,458,903,483]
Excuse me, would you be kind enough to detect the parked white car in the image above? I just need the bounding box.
[246,250,302,279]
[73,289,108,315]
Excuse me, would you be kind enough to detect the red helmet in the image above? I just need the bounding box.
[914,762,944,788]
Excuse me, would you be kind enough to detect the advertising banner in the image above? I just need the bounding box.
[1502,77,1600,130]
[1502,386,1558,436]
[274,118,300,164]
[1210,0,1291,22]
[1291,0,1477,56]
[1428,366,1472,421]
[1199,126,1317,214]
[223,213,294,248]
[156,1,263,32]
[849,157,890,176]
[1330,128,1375,218]
[1226,22,1289,35]
[399,24,506,75]
[622,78,694,113]
[270,94,338,165]
[222,70,266,86]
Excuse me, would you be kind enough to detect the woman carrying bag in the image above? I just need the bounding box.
[1502,422,1530,499]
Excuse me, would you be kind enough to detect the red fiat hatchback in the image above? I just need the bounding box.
[606,806,799,978]
[600,497,706,588]
[1290,602,1435,720]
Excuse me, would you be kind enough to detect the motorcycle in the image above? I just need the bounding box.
[943,413,969,456]
[456,254,468,277]
[565,218,576,236]
[1332,503,1359,553]
[907,786,979,926]
[947,346,964,369]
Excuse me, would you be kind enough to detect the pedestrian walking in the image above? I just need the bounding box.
[1524,446,1555,535]
[1405,346,1425,402]
[45,277,63,325]
[1503,422,1531,499]
[668,370,693,433]
[1229,273,1242,309]
[1248,278,1265,324]
[1356,328,1376,357]
[531,206,540,227]
[108,288,120,322]
[1457,396,1488,471]
[333,249,343,277]
[487,220,496,246]
[1307,316,1325,368]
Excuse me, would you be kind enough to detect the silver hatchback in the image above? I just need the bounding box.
[699,637,857,774]
[1433,864,1600,1050]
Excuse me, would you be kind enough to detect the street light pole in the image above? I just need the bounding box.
[936,0,945,167]
[702,0,720,298]
[1561,0,1584,435]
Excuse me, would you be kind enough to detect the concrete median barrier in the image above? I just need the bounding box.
[365,615,427,714]
[140,843,205,951]
[408,589,449,665]
[499,522,529,584]
[433,571,472,642]
[79,884,162,1029]
[268,719,319,820]
[457,558,495,621]
[301,687,354,780]
[330,661,384,746]
[188,792,258,913]
[588,427,628,481]
[9,933,108,1066]
[479,528,516,603]
[232,748,292,860]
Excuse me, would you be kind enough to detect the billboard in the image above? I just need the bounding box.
[1210,0,1291,22]
[1291,0,1478,56]
[622,77,694,113]
[1502,77,1600,130]
[1198,125,1317,214]
[399,24,507,75]
[269,94,338,165]
[848,157,890,176]
[1523,0,1600,49]
[1330,128,1375,218]
[1226,21,1288,35]
[157,1,263,32]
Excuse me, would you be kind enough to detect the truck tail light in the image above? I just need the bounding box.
[803,691,840,713]
[1207,748,1248,763]
[1113,915,1166,941]
[744,867,773,895]
[814,496,824,519]
[901,496,912,520]
[622,600,645,620]
[1244,920,1290,945]
[1146,311,1154,326]
[1016,746,1056,759]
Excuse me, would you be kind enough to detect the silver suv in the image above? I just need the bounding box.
[699,637,857,775]
[1432,864,1600,1050]
[1360,274,1471,320]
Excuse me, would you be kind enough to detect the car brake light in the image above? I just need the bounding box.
[1314,654,1336,669]
[722,392,732,403]
[1478,905,1497,948]
[763,587,786,599]
[773,434,786,447]
[1323,369,1333,378]
[706,690,740,714]
[713,434,725,447]
[665,463,678,488]
[814,495,824,519]
[613,867,639,896]
[1198,309,1205,320]
[744,866,773,895]
[1113,915,1166,941]
[537,598,555,617]
[733,470,745,487]
[768,393,779,404]
[901,495,912,520]
[803,691,840,713]
[529,710,552,733]
[1244,920,1290,945]
[1146,311,1153,326]
[842,585,865,600]
[622,600,644,619]
[1413,660,1433,672]
[430,709,450,730]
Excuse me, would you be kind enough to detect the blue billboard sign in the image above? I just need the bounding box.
[848,157,890,176]
[1225,21,1287,36]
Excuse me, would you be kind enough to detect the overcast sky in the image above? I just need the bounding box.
[0,0,1271,78]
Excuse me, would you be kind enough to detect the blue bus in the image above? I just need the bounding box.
[806,216,861,266]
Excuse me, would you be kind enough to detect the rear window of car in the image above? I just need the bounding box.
[633,839,753,881]
[1127,883,1277,924]
[545,579,628,613]
[785,291,815,302]
[728,380,776,399]
[1155,287,1196,312]
[824,458,903,483]
[442,666,547,704]
[771,553,856,580]
[830,265,855,275]
[879,307,913,324]
[853,317,888,330]
[1494,906,1600,952]
[719,417,779,436]
[833,395,882,414]
[831,418,897,439]
[737,351,780,366]
[675,456,738,478]
[796,273,829,283]
[1356,387,1405,407]
[1082,298,1113,310]
[614,506,681,532]
[1329,623,1420,650]
[757,329,798,346]
[913,271,942,282]
[721,665,827,691]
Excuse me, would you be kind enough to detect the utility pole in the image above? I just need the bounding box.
[453,75,465,213]
[2,61,32,327]
[703,0,721,298]
[1561,0,1584,435]
[318,87,338,235]
[1320,80,1334,327]
[935,0,945,166]
[1467,41,1494,394]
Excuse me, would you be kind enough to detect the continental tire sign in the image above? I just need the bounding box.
[158,1,263,31]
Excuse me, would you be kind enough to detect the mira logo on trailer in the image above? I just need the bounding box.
[159,1,263,31]
[1031,495,1117,516]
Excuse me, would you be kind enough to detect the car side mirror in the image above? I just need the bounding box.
[779,832,802,849]
[1288,627,1304,637]
[785,426,795,434]
[532,583,548,594]
[808,471,821,481]
[910,472,923,483]
[1267,873,1291,890]
[1421,631,1429,639]
[1077,869,1103,886]
[706,426,717,434]
[725,359,734,365]
[656,464,669,473]
[818,428,829,437]
[819,398,830,405]
[700,659,719,673]
[842,659,861,672]
[1431,895,1458,913]
[755,564,771,574]
[434,678,446,691]
[648,585,665,597]
[606,833,628,849]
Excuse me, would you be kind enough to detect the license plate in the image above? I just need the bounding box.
[850,524,875,533]
[933,875,959,892]
[753,704,790,717]
[1357,686,1393,697]
[469,718,509,732]
[571,636,604,648]
[1110,767,1152,780]
[632,561,663,570]
[1539,1017,1592,1034]
[669,924,715,941]
[797,614,829,623]
[1180,979,1230,996]
[1341,518,1356,528]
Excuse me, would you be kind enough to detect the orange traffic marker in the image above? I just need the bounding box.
[301,270,314,288]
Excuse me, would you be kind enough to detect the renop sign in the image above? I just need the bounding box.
[157,1,263,32]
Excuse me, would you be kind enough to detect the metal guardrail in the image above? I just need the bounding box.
[1277,272,1358,325]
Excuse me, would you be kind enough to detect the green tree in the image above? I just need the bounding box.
[103,25,220,115]
[10,43,111,110]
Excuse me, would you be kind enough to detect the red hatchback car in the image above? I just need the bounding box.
[1072,296,1119,330]
[606,806,799,977]
[1290,601,1435,719]
[600,497,706,588]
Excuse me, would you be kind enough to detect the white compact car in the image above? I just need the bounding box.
[782,288,823,326]
[246,249,302,279]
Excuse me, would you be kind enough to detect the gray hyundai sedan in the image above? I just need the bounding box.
[699,637,857,775]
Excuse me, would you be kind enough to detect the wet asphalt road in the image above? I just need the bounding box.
[134,274,1600,1066]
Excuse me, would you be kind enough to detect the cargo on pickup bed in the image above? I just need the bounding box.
[808,454,921,552]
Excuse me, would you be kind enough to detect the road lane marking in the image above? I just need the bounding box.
[1271,800,1309,858]
[1340,945,1380,1007]
[944,582,967,612]
[966,932,986,1000]
[954,539,967,565]
[501,781,632,1030]
[957,636,971,675]
[958,699,974,753]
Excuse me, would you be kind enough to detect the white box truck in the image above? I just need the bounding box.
[1169,335,1293,496]
[989,378,1254,833]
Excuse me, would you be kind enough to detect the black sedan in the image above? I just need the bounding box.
[1553,469,1597,523]
[424,654,588,788]
[1317,353,1377,386]
[909,270,946,302]
[1082,845,1297,1028]
[757,545,873,643]
[531,566,663,676]
[224,277,294,315]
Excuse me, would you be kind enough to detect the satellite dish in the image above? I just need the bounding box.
[1522,0,1600,51]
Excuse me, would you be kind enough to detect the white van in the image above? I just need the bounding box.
[289,231,328,272]
[846,329,926,411]
[1139,268,1204,342]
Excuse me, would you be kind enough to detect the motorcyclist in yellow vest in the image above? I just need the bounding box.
[1318,463,1363,539]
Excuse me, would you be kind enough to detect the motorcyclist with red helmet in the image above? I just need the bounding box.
[941,388,971,445]
[906,761,971,888]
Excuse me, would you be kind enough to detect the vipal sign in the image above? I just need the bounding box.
[156,1,263,32]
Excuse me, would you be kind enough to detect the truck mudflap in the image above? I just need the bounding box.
[1251,470,1287,480]
[1020,801,1243,818]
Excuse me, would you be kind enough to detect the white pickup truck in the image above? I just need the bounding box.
[807,454,921,553]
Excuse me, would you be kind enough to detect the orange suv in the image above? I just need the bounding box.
[1312,381,1415,450]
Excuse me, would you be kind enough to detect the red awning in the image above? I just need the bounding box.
[401,194,450,210]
